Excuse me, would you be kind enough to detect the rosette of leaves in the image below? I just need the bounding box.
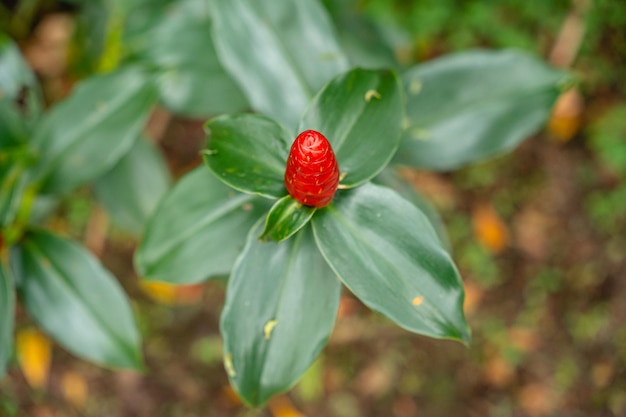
[137,67,469,406]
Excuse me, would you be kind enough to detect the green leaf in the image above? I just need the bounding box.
[312,183,469,343]
[0,100,30,148]
[221,221,341,406]
[0,102,33,227]
[0,154,30,228]
[374,167,451,251]
[0,34,42,120]
[0,262,15,378]
[132,0,248,117]
[32,67,158,195]
[324,4,402,70]
[299,68,404,188]
[94,136,171,235]
[260,195,316,242]
[13,230,142,369]
[209,0,348,129]
[203,114,291,199]
[136,166,269,284]
[397,49,569,171]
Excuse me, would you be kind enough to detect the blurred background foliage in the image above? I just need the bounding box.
[1,0,626,416]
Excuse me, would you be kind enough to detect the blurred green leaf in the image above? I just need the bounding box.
[0,156,29,228]
[221,222,341,406]
[209,0,348,129]
[397,49,568,171]
[0,33,42,120]
[374,167,450,250]
[312,183,469,343]
[94,136,171,235]
[203,114,291,199]
[0,100,29,148]
[131,0,247,117]
[32,67,158,195]
[260,195,316,242]
[0,102,32,228]
[588,104,626,177]
[0,263,15,378]
[136,167,269,284]
[14,230,142,369]
[323,2,402,69]
[299,68,404,188]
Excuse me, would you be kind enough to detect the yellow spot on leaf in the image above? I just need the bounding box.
[16,328,52,389]
[412,296,424,306]
[61,371,88,408]
[264,320,278,340]
[224,353,236,378]
[409,79,422,95]
[410,128,429,141]
[365,89,381,102]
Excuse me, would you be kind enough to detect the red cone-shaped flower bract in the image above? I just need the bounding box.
[284,130,340,208]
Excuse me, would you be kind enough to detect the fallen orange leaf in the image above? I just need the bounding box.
[472,203,509,254]
[268,395,307,417]
[548,88,584,143]
[16,328,52,389]
[61,370,88,408]
[140,281,204,305]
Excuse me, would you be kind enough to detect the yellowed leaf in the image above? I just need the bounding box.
[16,328,52,389]
[61,371,88,408]
[140,281,204,305]
[548,88,584,143]
[472,203,509,254]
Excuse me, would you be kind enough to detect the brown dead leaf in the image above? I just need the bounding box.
[592,361,614,389]
[61,371,88,408]
[472,203,509,254]
[483,354,515,388]
[355,364,393,398]
[517,383,558,417]
[508,327,539,354]
[513,207,553,261]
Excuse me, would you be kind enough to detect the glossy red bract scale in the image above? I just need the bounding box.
[284,130,340,208]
